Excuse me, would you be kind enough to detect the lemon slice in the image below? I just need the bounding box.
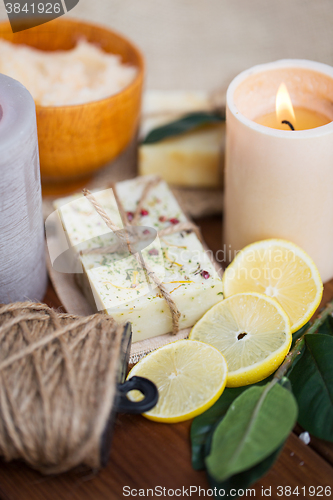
[223,239,323,333]
[189,293,292,387]
[127,340,228,423]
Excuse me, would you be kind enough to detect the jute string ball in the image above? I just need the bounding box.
[0,302,125,474]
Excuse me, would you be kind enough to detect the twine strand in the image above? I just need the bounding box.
[109,182,129,225]
[131,177,161,225]
[0,315,101,371]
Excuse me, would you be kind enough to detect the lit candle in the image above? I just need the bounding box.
[224,60,333,283]
[256,83,330,130]
[0,73,47,303]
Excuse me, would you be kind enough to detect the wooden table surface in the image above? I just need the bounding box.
[0,215,332,500]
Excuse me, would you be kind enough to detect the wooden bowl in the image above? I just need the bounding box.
[0,18,144,191]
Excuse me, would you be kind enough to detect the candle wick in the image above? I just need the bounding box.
[281,120,295,131]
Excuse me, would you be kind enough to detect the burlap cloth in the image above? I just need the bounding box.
[0,1,332,90]
[69,0,333,91]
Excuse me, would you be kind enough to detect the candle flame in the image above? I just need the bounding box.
[276,83,295,124]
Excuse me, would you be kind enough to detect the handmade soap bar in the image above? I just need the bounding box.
[54,177,223,342]
[139,90,225,188]
[139,124,225,188]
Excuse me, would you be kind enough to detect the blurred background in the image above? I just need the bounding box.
[0,0,332,216]
[1,0,331,91]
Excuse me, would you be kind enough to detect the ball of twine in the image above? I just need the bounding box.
[0,302,125,474]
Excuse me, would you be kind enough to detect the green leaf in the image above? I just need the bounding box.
[191,387,247,470]
[207,445,283,498]
[142,111,225,144]
[204,414,285,497]
[191,376,273,470]
[289,333,333,441]
[205,382,298,482]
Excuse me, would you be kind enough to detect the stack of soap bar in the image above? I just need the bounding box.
[141,90,213,138]
[54,176,223,342]
[139,90,225,188]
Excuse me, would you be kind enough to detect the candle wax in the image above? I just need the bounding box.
[255,107,331,130]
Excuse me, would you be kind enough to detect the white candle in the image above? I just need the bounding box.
[224,60,333,283]
[0,73,47,302]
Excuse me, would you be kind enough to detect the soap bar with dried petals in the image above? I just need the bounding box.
[54,177,223,342]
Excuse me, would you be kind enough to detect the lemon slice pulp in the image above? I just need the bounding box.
[189,292,292,387]
[127,339,228,423]
[223,239,323,332]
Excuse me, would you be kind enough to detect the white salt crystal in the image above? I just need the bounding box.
[299,431,311,445]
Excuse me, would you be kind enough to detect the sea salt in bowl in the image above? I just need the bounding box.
[0,18,144,193]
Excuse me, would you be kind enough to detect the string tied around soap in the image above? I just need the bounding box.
[82,177,202,335]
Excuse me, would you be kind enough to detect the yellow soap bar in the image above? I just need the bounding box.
[139,124,225,188]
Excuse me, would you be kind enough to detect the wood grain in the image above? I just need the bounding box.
[0,214,332,499]
[0,19,144,187]
[0,398,331,500]
[295,425,333,468]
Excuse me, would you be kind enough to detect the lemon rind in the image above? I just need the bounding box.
[222,238,323,333]
[189,292,292,387]
[127,339,228,423]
